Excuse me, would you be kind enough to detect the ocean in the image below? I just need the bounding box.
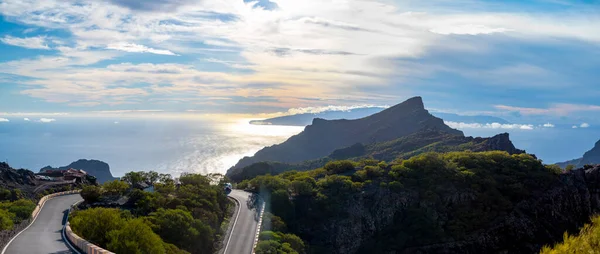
[0,117,303,177]
[0,117,598,177]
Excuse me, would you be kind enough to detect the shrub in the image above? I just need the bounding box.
[103,180,129,196]
[324,160,356,174]
[107,218,165,254]
[69,208,125,247]
[0,209,14,230]
[80,185,103,203]
[541,215,600,254]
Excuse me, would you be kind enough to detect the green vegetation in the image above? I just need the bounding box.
[256,231,305,254]
[540,215,600,254]
[70,172,230,254]
[240,151,561,252]
[229,130,524,183]
[0,198,36,230]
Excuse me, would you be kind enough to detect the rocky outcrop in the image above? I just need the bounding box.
[407,165,600,253]
[41,159,116,184]
[556,139,600,168]
[0,162,36,187]
[230,97,463,172]
[294,166,600,254]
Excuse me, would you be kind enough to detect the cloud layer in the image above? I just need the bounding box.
[0,0,598,116]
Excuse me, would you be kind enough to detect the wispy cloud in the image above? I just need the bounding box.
[495,104,600,116]
[445,121,534,130]
[0,112,69,116]
[90,109,165,114]
[0,35,50,49]
[580,123,590,128]
[0,0,598,114]
[23,118,30,121]
[543,123,555,128]
[285,105,388,115]
[107,43,178,56]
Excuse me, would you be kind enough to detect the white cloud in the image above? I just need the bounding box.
[542,123,555,128]
[0,112,69,116]
[572,125,578,129]
[0,35,50,49]
[106,43,178,56]
[0,118,9,122]
[495,104,600,116]
[445,121,534,130]
[38,118,56,123]
[23,118,30,121]
[580,123,590,128]
[114,121,119,124]
[430,24,511,35]
[0,0,599,109]
[285,105,388,115]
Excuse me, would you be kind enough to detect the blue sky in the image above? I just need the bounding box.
[0,0,599,127]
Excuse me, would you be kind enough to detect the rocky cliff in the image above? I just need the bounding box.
[230,97,463,171]
[291,165,600,254]
[41,159,116,184]
[557,140,600,168]
[0,162,36,187]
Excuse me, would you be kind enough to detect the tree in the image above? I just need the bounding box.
[103,180,129,196]
[154,182,176,195]
[107,218,165,254]
[144,171,160,185]
[566,164,576,172]
[0,209,14,230]
[324,160,356,174]
[80,185,103,203]
[122,172,145,188]
[69,208,125,247]
[158,173,173,184]
[147,208,214,253]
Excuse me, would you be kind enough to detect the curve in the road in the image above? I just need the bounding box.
[3,194,83,254]
[224,190,262,254]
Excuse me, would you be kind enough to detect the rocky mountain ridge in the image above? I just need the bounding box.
[230,97,463,171]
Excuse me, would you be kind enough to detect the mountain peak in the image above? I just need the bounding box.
[229,96,463,170]
[387,96,424,111]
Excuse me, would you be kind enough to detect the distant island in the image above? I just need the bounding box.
[249,107,509,126]
[40,159,117,184]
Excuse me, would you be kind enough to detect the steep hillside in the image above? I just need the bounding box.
[230,97,463,172]
[239,152,600,254]
[41,159,117,183]
[228,130,524,182]
[556,140,600,168]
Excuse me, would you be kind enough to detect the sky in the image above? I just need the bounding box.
[0,0,599,127]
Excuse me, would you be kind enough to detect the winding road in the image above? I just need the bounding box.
[2,194,82,254]
[3,190,259,254]
[224,189,262,254]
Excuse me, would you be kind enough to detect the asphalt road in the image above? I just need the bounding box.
[224,189,261,254]
[3,194,82,254]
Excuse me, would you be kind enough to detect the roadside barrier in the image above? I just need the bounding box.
[1,189,82,254]
[252,201,266,254]
[64,200,115,254]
